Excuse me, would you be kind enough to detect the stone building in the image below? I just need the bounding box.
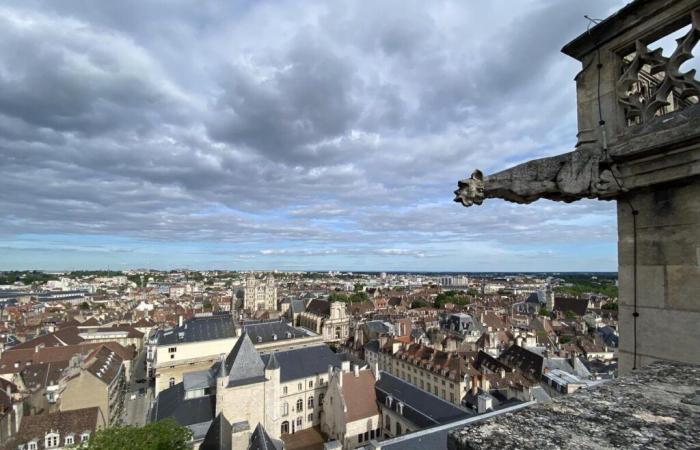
[453,0,700,374]
[321,366,380,449]
[59,345,126,426]
[5,406,105,450]
[153,331,346,447]
[244,274,277,312]
[298,300,350,343]
[150,313,322,394]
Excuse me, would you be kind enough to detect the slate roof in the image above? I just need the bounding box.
[497,345,543,381]
[157,313,236,346]
[305,299,331,317]
[375,371,472,428]
[152,382,216,427]
[553,297,588,317]
[260,345,341,382]
[199,413,232,450]
[223,332,266,387]
[243,320,307,343]
[289,299,306,315]
[249,423,282,450]
[183,369,215,391]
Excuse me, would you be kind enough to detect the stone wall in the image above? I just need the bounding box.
[617,179,700,372]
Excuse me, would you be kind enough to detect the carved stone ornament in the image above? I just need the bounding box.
[453,146,622,207]
[617,10,700,125]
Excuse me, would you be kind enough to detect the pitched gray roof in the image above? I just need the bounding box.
[248,423,282,450]
[200,413,232,450]
[260,345,341,382]
[158,313,236,346]
[265,352,279,371]
[153,382,215,427]
[224,332,266,387]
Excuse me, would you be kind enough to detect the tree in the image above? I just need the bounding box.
[538,306,549,317]
[410,299,428,309]
[328,292,348,303]
[348,291,369,303]
[79,302,90,310]
[79,419,192,450]
[434,290,470,308]
[564,310,577,320]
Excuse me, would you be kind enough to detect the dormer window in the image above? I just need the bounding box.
[385,395,393,408]
[257,336,263,343]
[65,434,75,446]
[45,432,59,448]
[397,401,405,415]
[80,432,90,442]
[27,441,38,450]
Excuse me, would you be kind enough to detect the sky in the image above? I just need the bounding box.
[0,0,627,272]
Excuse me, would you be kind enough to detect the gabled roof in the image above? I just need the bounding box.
[248,423,281,450]
[199,413,232,450]
[341,370,379,422]
[553,297,588,317]
[223,333,265,387]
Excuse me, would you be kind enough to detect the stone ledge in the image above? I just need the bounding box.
[448,361,700,450]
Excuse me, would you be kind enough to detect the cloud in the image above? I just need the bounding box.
[0,0,625,271]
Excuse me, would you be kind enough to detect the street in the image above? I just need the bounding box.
[122,348,151,426]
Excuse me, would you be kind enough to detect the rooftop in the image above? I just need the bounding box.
[157,313,236,346]
[261,345,341,382]
[449,361,700,450]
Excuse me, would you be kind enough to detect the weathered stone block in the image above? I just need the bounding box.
[618,264,665,309]
[666,264,700,311]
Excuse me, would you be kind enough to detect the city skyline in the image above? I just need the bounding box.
[0,0,624,272]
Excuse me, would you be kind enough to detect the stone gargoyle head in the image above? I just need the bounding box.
[453,170,485,207]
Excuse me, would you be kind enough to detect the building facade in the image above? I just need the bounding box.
[244,274,277,312]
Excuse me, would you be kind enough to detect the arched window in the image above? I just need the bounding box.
[281,421,289,434]
[308,396,314,409]
[282,402,289,416]
[307,413,313,423]
[296,399,303,412]
[169,377,175,388]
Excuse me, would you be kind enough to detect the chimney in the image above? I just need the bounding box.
[471,375,478,395]
[480,374,490,392]
[354,364,360,378]
[338,369,343,388]
[373,362,381,381]
[178,315,183,327]
[328,365,334,384]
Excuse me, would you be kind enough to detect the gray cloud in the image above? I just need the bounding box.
[0,0,624,270]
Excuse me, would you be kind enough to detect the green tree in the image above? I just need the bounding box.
[410,299,428,309]
[348,291,369,303]
[564,310,577,320]
[538,306,549,317]
[80,419,192,450]
[79,302,91,310]
[328,292,348,303]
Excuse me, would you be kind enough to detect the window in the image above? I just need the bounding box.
[65,435,74,446]
[308,413,313,423]
[308,380,313,388]
[319,393,324,404]
[370,429,375,439]
[364,431,369,441]
[281,421,289,434]
[319,377,324,385]
[169,377,175,388]
[297,383,302,391]
[282,402,289,416]
[45,434,59,448]
[81,433,90,442]
[168,347,176,353]
[283,386,288,394]
[296,399,303,412]
[28,442,38,450]
[396,423,402,436]
[450,393,455,403]
[385,415,391,430]
[308,396,314,409]
[358,433,364,443]
[296,417,302,427]
[170,354,174,359]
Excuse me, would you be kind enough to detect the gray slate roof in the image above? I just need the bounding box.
[243,320,307,343]
[152,382,215,428]
[260,345,341,382]
[375,371,473,428]
[158,313,236,346]
[248,423,283,450]
[224,332,266,387]
[200,413,232,450]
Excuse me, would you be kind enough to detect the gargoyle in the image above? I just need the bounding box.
[454,146,622,207]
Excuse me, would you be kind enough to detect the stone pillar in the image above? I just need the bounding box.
[617,179,700,373]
